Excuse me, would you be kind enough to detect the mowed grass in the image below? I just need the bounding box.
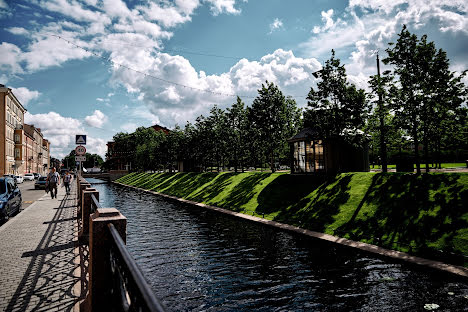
[372,162,466,169]
[116,171,468,265]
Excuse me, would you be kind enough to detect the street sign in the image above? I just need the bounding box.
[75,145,86,155]
[75,156,86,162]
[76,135,87,145]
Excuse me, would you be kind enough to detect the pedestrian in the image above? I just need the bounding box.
[63,171,72,195]
[47,167,60,199]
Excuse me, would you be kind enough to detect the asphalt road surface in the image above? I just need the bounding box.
[18,180,49,209]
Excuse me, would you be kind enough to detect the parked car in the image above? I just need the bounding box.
[3,174,17,183]
[0,177,22,222]
[24,173,35,181]
[35,176,48,189]
[15,175,24,183]
[33,173,41,180]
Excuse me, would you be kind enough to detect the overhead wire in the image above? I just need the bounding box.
[48,34,310,99]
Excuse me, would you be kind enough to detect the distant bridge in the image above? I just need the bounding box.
[81,171,128,181]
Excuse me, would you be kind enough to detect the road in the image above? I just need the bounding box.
[18,180,49,209]
[0,180,48,227]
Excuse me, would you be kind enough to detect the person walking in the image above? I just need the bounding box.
[47,167,60,199]
[63,171,72,195]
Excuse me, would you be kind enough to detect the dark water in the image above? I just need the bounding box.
[87,179,468,311]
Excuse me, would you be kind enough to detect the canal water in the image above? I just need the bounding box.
[88,179,468,311]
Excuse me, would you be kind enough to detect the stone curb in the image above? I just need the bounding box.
[112,182,468,278]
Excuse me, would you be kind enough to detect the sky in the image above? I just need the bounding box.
[0,0,467,159]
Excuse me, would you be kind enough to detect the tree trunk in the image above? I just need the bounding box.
[270,150,275,173]
[412,117,421,174]
[423,129,429,173]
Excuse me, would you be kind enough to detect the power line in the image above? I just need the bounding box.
[48,34,309,99]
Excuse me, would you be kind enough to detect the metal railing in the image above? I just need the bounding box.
[82,177,166,312]
[108,223,166,312]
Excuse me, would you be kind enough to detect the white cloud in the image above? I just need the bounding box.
[121,122,139,133]
[11,87,41,106]
[23,34,92,72]
[269,18,284,34]
[85,110,108,128]
[24,111,84,158]
[6,27,29,36]
[204,0,240,15]
[24,111,107,158]
[312,9,335,34]
[110,48,320,125]
[0,0,8,9]
[0,42,24,75]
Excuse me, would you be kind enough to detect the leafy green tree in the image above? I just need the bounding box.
[384,25,467,173]
[249,81,296,172]
[304,50,368,143]
[226,97,249,172]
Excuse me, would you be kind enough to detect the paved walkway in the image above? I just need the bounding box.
[0,183,81,312]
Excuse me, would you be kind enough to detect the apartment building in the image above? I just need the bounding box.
[0,85,27,176]
[23,124,49,176]
[1,85,51,176]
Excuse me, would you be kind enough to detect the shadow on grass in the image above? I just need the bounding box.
[256,174,326,215]
[162,172,219,198]
[219,173,272,212]
[276,174,353,232]
[188,173,236,203]
[335,173,468,261]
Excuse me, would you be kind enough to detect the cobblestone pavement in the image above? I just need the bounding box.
[0,183,81,312]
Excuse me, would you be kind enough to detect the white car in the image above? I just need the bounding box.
[23,173,35,181]
[15,175,24,183]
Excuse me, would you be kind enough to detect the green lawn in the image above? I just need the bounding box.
[371,162,466,169]
[116,171,468,266]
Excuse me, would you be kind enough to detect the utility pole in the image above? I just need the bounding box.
[376,52,387,173]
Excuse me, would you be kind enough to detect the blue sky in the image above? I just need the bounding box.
[0,0,467,159]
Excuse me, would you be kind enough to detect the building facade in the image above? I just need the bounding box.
[0,85,51,176]
[0,85,27,176]
[23,124,49,175]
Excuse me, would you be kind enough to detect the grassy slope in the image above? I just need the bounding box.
[116,172,468,264]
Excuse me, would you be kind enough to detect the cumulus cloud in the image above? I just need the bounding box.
[6,27,29,36]
[0,42,24,75]
[11,87,41,106]
[205,0,241,15]
[269,18,284,33]
[85,110,108,128]
[312,9,335,34]
[24,111,107,158]
[301,0,468,91]
[110,48,320,125]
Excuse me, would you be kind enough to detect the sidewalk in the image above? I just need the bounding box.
[0,182,81,311]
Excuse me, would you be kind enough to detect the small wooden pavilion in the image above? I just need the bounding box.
[288,128,369,174]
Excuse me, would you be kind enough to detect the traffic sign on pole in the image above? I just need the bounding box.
[75,145,86,155]
[75,156,86,162]
[76,135,87,145]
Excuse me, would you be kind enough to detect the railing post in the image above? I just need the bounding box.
[78,182,91,218]
[78,189,98,243]
[85,208,127,312]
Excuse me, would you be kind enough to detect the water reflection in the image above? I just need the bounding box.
[87,179,468,311]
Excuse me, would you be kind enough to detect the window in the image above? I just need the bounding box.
[15,148,20,159]
[14,134,20,143]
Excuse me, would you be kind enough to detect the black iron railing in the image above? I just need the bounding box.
[108,223,166,312]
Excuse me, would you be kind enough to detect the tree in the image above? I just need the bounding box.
[304,50,368,144]
[249,81,293,172]
[368,67,394,170]
[384,25,467,173]
[226,97,249,172]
